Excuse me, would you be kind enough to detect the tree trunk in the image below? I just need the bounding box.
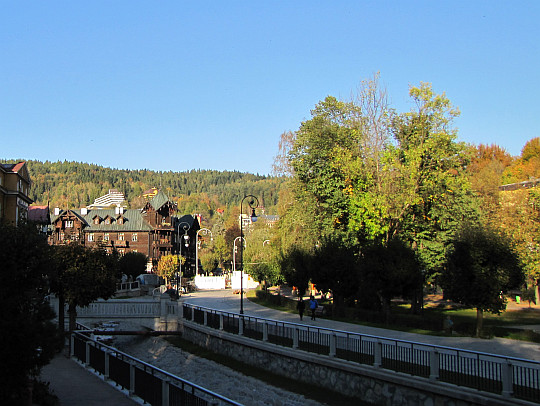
[535,280,539,305]
[58,293,65,335]
[476,308,484,337]
[333,294,345,318]
[68,303,78,333]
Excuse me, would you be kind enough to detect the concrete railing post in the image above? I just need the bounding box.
[219,314,224,330]
[374,340,382,368]
[501,360,513,398]
[203,310,208,326]
[239,316,244,336]
[262,322,268,342]
[159,296,167,322]
[162,378,170,406]
[104,350,110,379]
[85,342,91,367]
[293,328,299,349]
[191,306,195,322]
[429,348,439,380]
[129,362,136,396]
[329,333,336,357]
[70,334,75,357]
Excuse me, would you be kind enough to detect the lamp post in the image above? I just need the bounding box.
[233,236,245,273]
[239,195,259,314]
[177,221,190,298]
[195,228,213,276]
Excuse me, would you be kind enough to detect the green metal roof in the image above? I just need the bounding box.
[51,208,153,231]
[148,190,171,211]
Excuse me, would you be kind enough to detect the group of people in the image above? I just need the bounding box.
[296,295,319,321]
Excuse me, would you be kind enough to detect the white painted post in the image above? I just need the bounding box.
[203,310,208,326]
[329,333,336,357]
[293,328,299,349]
[263,322,268,342]
[178,301,183,320]
[501,360,513,398]
[191,306,195,322]
[429,348,439,380]
[239,316,244,336]
[219,314,224,330]
[374,340,382,368]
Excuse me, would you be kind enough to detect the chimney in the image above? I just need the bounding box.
[54,207,60,216]
[81,207,88,216]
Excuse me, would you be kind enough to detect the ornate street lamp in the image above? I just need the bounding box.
[195,228,213,276]
[239,195,259,314]
[177,221,190,298]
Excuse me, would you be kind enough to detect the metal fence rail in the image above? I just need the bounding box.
[182,303,540,403]
[71,328,243,406]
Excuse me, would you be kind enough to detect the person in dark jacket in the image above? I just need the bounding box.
[296,297,306,321]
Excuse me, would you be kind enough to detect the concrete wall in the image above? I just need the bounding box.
[179,319,529,406]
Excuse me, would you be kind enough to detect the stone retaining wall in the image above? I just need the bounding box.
[179,319,529,406]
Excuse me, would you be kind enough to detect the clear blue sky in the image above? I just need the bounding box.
[2,1,539,175]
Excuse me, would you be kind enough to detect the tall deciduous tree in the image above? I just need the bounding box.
[440,226,523,337]
[118,251,148,279]
[52,244,118,332]
[358,238,422,323]
[0,222,61,403]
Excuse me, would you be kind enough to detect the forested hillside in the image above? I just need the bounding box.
[20,160,283,219]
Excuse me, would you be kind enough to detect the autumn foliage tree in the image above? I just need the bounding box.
[157,254,182,286]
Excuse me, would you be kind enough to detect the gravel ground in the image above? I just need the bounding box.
[98,320,325,406]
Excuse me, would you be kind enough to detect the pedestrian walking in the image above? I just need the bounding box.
[296,297,305,321]
[309,295,318,320]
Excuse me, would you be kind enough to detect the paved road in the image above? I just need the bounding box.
[182,289,540,362]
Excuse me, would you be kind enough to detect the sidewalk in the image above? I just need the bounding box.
[39,349,139,405]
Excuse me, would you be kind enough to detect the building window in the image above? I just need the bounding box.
[132,233,138,242]
[118,233,124,241]
[94,218,100,225]
[65,220,73,228]
[88,233,94,242]
[59,232,64,241]
[104,233,109,241]
[118,218,123,225]
[118,249,125,255]
[105,218,111,224]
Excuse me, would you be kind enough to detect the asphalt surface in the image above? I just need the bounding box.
[38,348,139,405]
[38,288,540,405]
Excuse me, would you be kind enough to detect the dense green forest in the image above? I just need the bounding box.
[15,160,283,221]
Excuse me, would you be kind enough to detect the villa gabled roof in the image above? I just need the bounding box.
[148,190,174,211]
